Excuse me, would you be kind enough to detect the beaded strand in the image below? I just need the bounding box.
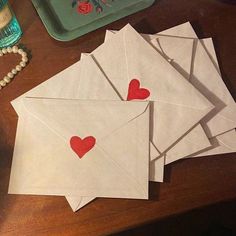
[0,46,28,89]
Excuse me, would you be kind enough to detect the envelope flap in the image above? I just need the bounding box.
[158,22,197,38]
[11,62,81,114]
[93,24,213,112]
[76,56,122,100]
[12,55,112,115]
[193,41,235,105]
[150,36,194,76]
[22,98,149,142]
[10,99,149,199]
[66,196,95,212]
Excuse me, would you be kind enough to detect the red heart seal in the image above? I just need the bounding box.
[70,136,96,158]
[127,79,150,101]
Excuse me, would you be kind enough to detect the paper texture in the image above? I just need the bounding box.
[90,24,213,157]
[194,129,236,157]
[106,23,236,159]
[9,98,150,199]
[10,55,161,211]
[104,28,211,165]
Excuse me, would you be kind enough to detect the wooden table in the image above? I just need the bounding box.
[0,0,236,235]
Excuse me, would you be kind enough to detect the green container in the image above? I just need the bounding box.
[31,0,155,41]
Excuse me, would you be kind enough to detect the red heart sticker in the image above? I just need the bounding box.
[70,136,96,158]
[127,79,150,101]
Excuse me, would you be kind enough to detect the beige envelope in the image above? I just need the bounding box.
[91,24,213,159]
[11,55,162,174]
[104,30,211,165]
[9,98,150,199]
[153,22,236,157]
[66,24,236,212]
[107,22,236,158]
[150,37,236,138]
[10,55,162,211]
[12,57,159,162]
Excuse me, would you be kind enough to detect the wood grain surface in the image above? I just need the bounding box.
[0,0,236,235]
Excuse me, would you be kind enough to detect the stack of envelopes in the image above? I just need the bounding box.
[8,22,236,212]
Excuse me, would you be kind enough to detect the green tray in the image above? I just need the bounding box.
[31,0,155,41]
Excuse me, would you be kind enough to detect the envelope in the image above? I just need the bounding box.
[89,24,213,159]
[11,57,160,162]
[104,30,211,165]
[106,23,236,158]
[9,98,150,199]
[106,25,236,138]
[62,26,216,210]
[10,55,161,211]
[152,22,236,157]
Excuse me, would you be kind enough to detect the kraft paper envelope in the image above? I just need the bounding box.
[106,23,236,158]
[104,31,212,165]
[65,54,165,212]
[150,37,236,138]
[156,23,236,136]
[89,24,213,157]
[152,22,236,157]
[9,98,150,199]
[78,53,210,170]
[11,57,159,163]
[106,25,236,138]
[93,24,213,166]
[10,55,162,211]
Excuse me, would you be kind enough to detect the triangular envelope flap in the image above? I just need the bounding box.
[76,56,121,100]
[215,129,236,149]
[150,36,194,76]
[152,101,212,153]
[158,22,197,38]
[22,98,149,142]
[93,24,213,112]
[193,41,235,105]
[9,111,147,198]
[105,30,194,78]
[66,196,95,212]
[12,55,107,115]
[165,124,211,164]
[203,104,236,137]
[194,130,236,157]
[11,62,81,114]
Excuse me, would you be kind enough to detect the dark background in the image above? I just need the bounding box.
[0,0,236,235]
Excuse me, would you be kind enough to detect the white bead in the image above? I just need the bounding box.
[2,48,7,54]
[16,65,22,71]
[0,80,6,87]
[21,52,27,57]
[4,76,11,83]
[20,61,26,67]
[18,49,23,54]
[12,46,18,53]
[0,51,3,56]
[12,68,17,74]
[22,57,28,63]
[7,72,14,79]
[7,47,12,53]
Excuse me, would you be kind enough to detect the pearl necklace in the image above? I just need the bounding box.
[0,46,28,90]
